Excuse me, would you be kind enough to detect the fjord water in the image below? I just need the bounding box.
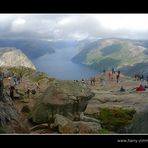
[33,47,99,80]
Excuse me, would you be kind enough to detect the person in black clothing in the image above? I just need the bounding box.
[112,68,115,74]
[120,86,125,92]
[140,74,144,81]
[10,86,15,100]
[116,70,120,83]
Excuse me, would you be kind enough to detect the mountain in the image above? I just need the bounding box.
[0,47,36,69]
[0,39,55,60]
[72,38,148,75]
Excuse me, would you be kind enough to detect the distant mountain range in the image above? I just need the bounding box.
[0,39,81,60]
[0,38,55,60]
[0,47,36,69]
[72,38,148,76]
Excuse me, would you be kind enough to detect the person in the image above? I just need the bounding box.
[13,75,18,85]
[116,70,121,83]
[90,77,95,85]
[10,86,15,99]
[140,74,144,82]
[26,87,30,98]
[137,84,145,92]
[120,86,125,92]
[31,89,36,99]
[112,68,115,74]
[81,78,85,84]
[0,71,4,100]
[108,72,112,80]
[36,82,40,89]
[117,70,121,75]
[147,75,148,84]
[103,69,106,75]
[9,76,16,100]
[116,74,119,83]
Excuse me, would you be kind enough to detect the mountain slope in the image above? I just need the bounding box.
[0,47,36,69]
[72,38,148,72]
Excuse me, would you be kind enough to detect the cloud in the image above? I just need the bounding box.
[11,18,26,32]
[0,14,148,40]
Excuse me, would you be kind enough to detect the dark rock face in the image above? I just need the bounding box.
[127,109,148,133]
[30,80,95,124]
[0,94,19,133]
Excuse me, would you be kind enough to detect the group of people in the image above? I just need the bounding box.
[134,74,144,81]
[105,69,121,83]
[79,68,121,87]
[0,70,38,100]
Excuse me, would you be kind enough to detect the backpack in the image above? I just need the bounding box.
[31,89,36,95]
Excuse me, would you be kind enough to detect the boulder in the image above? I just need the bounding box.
[29,80,94,124]
[50,114,102,134]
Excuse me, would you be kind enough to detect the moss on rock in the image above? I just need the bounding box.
[98,107,136,131]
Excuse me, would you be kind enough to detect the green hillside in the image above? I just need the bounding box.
[72,38,148,72]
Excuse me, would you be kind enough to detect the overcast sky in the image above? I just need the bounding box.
[0,14,148,40]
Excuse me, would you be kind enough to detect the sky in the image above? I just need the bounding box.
[0,14,148,40]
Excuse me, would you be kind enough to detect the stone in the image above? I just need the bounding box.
[29,80,94,124]
[50,114,102,134]
[30,123,48,131]
[80,112,100,123]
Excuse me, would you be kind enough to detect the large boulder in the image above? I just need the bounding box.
[50,114,102,134]
[29,80,94,124]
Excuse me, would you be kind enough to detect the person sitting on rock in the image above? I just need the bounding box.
[136,84,146,92]
[120,86,125,92]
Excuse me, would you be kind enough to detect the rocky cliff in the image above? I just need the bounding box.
[0,47,36,70]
